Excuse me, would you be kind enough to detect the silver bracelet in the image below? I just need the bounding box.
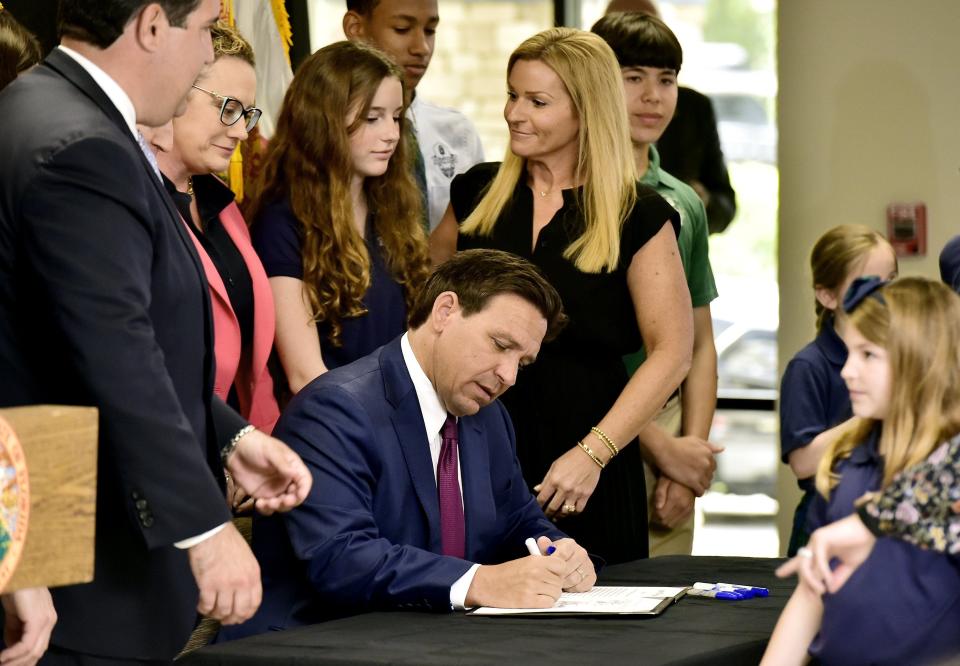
[222,424,255,465]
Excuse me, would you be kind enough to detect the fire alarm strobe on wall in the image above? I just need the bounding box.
[886,202,926,257]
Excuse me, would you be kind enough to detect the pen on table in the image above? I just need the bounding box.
[685,588,745,600]
[524,538,556,556]
[694,582,769,598]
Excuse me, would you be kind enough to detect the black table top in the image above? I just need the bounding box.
[182,555,790,666]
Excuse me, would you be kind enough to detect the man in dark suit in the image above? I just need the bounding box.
[227,250,597,639]
[0,1,311,662]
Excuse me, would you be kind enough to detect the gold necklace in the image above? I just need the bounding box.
[186,177,195,197]
[537,182,568,197]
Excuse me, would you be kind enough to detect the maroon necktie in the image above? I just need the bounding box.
[438,414,465,558]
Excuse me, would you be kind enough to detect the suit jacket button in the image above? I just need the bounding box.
[142,515,154,528]
[135,499,148,510]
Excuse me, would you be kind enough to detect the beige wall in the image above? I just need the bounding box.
[776,0,960,550]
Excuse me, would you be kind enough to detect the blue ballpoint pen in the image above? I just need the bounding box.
[685,588,744,600]
[524,538,557,556]
[524,537,540,556]
[694,582,769,598]
[720,583,769,598]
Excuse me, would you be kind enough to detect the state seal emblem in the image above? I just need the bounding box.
[0,415,29,590]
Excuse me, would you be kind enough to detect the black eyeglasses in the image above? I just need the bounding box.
[191,84,262,132]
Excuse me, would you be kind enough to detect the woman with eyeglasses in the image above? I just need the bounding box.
[148,21,280,442]
[245,41,429,396]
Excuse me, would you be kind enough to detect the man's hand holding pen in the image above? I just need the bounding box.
[464,536,596,609]
[531,536,596,592]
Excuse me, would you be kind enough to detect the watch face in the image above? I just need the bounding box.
[0,416,29,591]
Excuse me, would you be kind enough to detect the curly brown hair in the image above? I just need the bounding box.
[247,40,429,346]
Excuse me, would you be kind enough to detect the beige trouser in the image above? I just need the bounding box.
[645,394,695,556]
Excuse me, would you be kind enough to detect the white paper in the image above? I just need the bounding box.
[469,586,687,615]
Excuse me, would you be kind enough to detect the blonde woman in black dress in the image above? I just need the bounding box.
[431,27,693,563]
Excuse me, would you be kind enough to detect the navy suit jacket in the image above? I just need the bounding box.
[0,50,245,658]
[233,337,564,637]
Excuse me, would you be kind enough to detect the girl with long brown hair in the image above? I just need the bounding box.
[249,41,430,394]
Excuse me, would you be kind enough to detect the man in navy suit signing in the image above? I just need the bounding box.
[234,249,597,637]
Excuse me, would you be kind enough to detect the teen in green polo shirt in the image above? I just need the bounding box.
[593,11,721,556]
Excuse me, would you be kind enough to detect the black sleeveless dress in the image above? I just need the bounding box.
[451,162,681,564]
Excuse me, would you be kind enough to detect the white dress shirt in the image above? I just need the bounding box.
[407,95,485,232]
[57,45,226,550]
[400,333,480,609]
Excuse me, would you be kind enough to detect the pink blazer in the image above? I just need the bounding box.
[184,200,280,433]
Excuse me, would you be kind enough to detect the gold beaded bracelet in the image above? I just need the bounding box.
[577,439,606,470]
[222,424,255,465]
[590,426,619,458]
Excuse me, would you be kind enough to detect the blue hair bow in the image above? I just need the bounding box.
[843,276,888,313]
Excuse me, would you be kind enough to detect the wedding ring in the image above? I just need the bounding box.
[562,503,576,513]
[797,547,813,559]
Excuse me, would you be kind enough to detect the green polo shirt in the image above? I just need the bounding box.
[625,145,718,376]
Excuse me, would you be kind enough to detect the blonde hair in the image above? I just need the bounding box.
[210,21,255,67]
[459,27,637,274]
[816,278,960,496]
[810,224,895,332]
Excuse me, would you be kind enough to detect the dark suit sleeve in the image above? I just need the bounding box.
[487,402,566,562]
[696,95,737,234]
[280,387,473,612]
[212,395,250,451]
[19,137,230,547]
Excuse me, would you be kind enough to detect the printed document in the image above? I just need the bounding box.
[469,586,687,616]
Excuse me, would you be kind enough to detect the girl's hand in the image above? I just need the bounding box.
[533,445,603,519]
[775,513,877,595]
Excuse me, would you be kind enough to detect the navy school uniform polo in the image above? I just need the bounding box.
[779,314,851,492]
[807,427,960,664]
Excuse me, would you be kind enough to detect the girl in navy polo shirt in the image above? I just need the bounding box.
[780,225,896,555]
[763,277,960,665]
